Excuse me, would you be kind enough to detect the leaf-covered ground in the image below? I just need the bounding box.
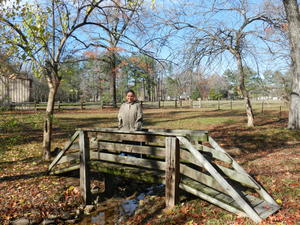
[0,108,299,224]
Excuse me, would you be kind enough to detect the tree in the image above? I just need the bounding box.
[263,69,292,101]
[58,59,83,102]
[120,55,158,101]
[164,0,272,126]
[207,74,228,99]
[282,0,300,129]
[0,0,125,160]
[89,0,145,107]
[223,67,264,98]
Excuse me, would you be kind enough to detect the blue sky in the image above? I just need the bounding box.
[2,0,291,77]
[152,0,290,76]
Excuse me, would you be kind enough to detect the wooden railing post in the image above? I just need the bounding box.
[79,131,91,204]
[165,136,180,208]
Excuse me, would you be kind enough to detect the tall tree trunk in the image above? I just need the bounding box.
[283,0,300,129]
[147,79,151,101]
[110,69,117,107]
[236,54,255,127]
[110,53,117,108]
[43,79,59,160]
[142,78,146,101]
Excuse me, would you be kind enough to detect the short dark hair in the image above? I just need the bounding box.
[126,89,136,96]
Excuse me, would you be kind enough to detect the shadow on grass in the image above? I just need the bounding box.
[210,117,300,162]
[56,116,116,129]
[0,157,41,166]
[0,171,48,182]
[144,111,243,127]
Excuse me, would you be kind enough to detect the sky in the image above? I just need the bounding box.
[1,0,291,77]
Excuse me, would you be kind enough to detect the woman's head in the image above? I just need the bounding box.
[126,89,136,103]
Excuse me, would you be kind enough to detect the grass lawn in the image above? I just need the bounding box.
[0,108,299,224]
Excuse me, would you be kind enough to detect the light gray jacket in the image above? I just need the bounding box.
[118,101,143,131]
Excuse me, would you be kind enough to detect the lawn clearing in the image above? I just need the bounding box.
[0,108,299,224]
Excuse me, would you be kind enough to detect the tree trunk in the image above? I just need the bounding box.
[43,79,59,160]
[236,54,255,127]
[142,78,146,101]
[145,78,150,101]
[283,0,300,129]
[110,53,117,108]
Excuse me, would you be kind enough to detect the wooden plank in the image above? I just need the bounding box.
[179,182,247,217]
[209,137,278,205]
[49,165,80,175]
[254,201,280,219]
[214,193,235,205]
[165,137,180,208]
[180,149,259,190]
[90,161,164,184]
[88,132,165,145]
[98,142,165,157]
[177,136,262,223]
[90,152,166,171]
[57,152,79,165]
[244,194,264,207]
[78,127,208,139]
[79,131,91,205]
[199,145,232,164]
[180,164,226,193]
[48,131,79,171]
[216,166,260,190]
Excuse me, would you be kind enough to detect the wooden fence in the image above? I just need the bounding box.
[48,128,280,223]
[1,99,288,113]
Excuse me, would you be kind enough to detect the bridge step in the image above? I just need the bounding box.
[180,177,280,219]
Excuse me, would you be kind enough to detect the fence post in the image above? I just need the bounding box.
[230,99,233,110]
[158,100,161,109]
[279,106,282,118]
[179,99,182,108]
[261,101,264,114]
[175,99,177,108]
[79,131,91,204]
[165,137,180,208]
[80,101,84,110]
[218,99,220,110]
[58,101,61,111]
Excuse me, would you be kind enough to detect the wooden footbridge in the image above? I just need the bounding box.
[48,128,280,223]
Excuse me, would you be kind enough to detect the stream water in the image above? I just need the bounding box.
[80,184,164,225]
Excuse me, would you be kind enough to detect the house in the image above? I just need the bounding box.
[0,75,32,104]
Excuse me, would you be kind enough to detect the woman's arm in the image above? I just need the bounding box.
[134,102,143,130]
[118,104,123,129]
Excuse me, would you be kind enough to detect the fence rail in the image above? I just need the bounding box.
[1,99,288,112]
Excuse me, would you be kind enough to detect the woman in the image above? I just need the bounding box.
[118,89,143,131]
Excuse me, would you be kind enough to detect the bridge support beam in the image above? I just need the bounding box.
[79,131,91,204]
[165,137,180,208]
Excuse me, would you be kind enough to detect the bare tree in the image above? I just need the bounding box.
[283,0,300,129]
[85,0,147,107]
[163,0,272,126]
